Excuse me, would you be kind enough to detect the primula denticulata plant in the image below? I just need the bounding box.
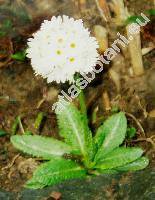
[11,16,149,189]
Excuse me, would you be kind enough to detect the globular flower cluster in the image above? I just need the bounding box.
[26,15,99,83]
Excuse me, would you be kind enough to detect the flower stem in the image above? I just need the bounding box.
[78,89,87,115]
[78,89,88,124]
[74,74,88,124]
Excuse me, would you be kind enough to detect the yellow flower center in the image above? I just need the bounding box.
[70,43,76,48]
[69,57,75,62]
[56,50,62,55]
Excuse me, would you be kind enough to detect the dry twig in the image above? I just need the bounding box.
[125,112,146,137]
[126,26,144,76]
[102,90,111,111]
[132,135,155,149]
[95,0,111,22]
[2,154,20,171]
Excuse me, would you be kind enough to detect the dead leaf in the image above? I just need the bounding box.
[50,191,62,200]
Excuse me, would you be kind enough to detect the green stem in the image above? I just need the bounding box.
[78,89,87,117]
[74,74,88,123]
[78,89,89,127]
[12,116,25,135]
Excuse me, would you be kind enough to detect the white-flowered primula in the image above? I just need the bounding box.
[26,15,99,83]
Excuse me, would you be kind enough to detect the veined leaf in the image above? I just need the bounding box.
[94,112,127,161]
[95,147,143,170]
[26,158,87,189]
[56,102,94,162]
[25,181,46,189]
[11,135,73,159]
[116,157,149,171]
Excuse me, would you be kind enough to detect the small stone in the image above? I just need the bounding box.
[50,191,61,200]
[149,109,155,118]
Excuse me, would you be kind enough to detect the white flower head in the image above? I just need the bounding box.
[26,15,99,83]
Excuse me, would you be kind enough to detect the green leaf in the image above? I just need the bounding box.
[125,15,146,25]
[24,130,33,135]
[11,50,26,61]
[111,106,119,113]
[0,129,7,137]
[26,158,87,189]
[94,112,127,161]
[116,157,149,171]
[34,112,46,130]
[0,31,6,37]
[95,147,143,170]
[11,135,73,159]
[3,19,12,29]
[127,127,136,138]
[11,116,20,135]
[0,19,13,37]
[145,9,155,16]
[25,181,46,189]
[56,102,94,163]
